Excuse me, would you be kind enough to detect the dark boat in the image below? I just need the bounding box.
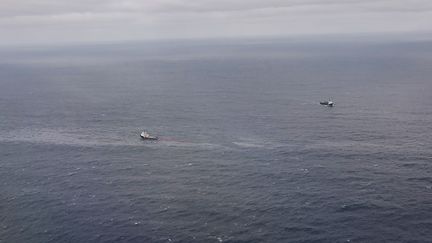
[140,131,158,140]
[320,99,334,107]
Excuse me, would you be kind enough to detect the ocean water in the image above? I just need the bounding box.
[1,39,432,242]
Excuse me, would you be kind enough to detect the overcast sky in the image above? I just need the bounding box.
[1,0,432,45]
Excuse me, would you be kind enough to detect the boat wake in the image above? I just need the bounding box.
[0,128,224,150]
[232,137,285,149]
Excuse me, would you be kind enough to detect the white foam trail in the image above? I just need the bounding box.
[157,140,224,149]
[0,128,226,150]
[232,137,285,149]
[232,141,265,148]
[0,128,128,146]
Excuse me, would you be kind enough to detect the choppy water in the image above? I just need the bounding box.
[1,39,432,242]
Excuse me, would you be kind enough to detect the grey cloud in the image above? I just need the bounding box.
[3,0,431,17]
[0,0,431,45]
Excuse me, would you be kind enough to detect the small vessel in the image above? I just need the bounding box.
[140,131,158,140]
[320,99,334,107]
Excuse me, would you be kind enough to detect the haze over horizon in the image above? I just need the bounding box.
[1,0,432,45]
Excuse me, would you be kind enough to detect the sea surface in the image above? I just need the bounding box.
[1,39,432,242]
